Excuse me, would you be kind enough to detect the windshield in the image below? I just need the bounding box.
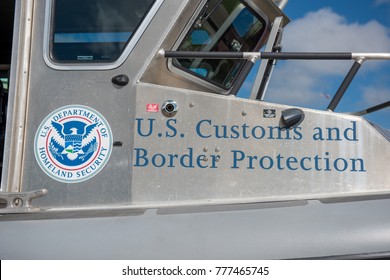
[51,0,156,62]
[173,0,266,89]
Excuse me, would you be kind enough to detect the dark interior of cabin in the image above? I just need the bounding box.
[0,0,15,175]
[0,0,15,66]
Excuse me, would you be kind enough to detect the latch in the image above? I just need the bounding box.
[0,189,48,214]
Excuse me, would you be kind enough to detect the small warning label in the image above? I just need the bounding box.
[263,109,276,118]
[146,104,159,113]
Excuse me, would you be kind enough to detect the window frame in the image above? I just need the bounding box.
[168,0,269,94]
[43,0,164,70]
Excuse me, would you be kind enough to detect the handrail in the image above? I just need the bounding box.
[161,50,390,61]
[351,101,390,116]
[161,50,390,112]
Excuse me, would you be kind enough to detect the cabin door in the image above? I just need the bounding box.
[12,0,160,208]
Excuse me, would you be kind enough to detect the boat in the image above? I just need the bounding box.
[0,0,389,259]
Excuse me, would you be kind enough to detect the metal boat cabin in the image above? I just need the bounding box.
[0,0,389,259]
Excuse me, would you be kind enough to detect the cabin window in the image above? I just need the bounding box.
[50,0,156,63]
[172,0,266,89]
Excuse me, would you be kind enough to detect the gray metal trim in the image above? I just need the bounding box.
[42,0,165,71]
[0,0,23,192]
[2,198,390,259]
[275,0,288,10]
[249,16,284,100]
[1,0,34,193]
[352,53,390,60]
[164,51,390,61]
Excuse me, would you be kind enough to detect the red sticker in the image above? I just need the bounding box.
[146,104,159,113]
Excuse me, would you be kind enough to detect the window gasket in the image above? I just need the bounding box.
[168,0,268,94]
[43,0,164,71]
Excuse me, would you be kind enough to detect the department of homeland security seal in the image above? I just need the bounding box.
[34,105,112,183]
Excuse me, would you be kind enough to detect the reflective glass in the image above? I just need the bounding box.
[173,0,266,89]
[51,0,155,62]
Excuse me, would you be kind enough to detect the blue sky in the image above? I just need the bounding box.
[238,0,390,129]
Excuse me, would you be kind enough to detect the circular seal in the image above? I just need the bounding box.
[34,105,113,183]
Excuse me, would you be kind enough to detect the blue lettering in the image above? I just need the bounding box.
[230,125,240,139]
[231,150,245,169]
[132,148,218,169]
[215,125,228,139]
[166,119,177,138]
[350,158,366,172]
[300,157,312,171]
[180,148,195,168]
[344,121,358,141]
[313,127,324,141]
[326,127,342,141]
[259,156,273,170]
[152,154,166,168]
[197,155,208,169]
[247,155,257,169]
[196,120,212,138]
[324,152,331,171]
[242,124,250,139]
[268,126,284,140]
[136,118,154,137]
[334,158,348,172]
[252,126,265,139]
[134,148,148,167]
[293,127,303,140]
[276,154,285,170]
[286,157,298,170]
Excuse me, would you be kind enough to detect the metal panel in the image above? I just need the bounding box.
[1,198,390,259]
[130,83,389,207]
[16,0,190,208]
[0,0,389,261]
[2,0,388,213]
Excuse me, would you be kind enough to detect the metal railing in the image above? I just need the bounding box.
[161,50,390,114]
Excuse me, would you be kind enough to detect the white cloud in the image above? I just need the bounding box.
[362,86,390,106]
[265,8,390,108]
[283,8,390,53]
[375,0,390,5]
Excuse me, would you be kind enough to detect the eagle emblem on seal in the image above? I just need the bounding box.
[49,120,98,165]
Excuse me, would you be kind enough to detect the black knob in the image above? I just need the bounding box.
[281,108,305,128]
[111,74,129,86]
